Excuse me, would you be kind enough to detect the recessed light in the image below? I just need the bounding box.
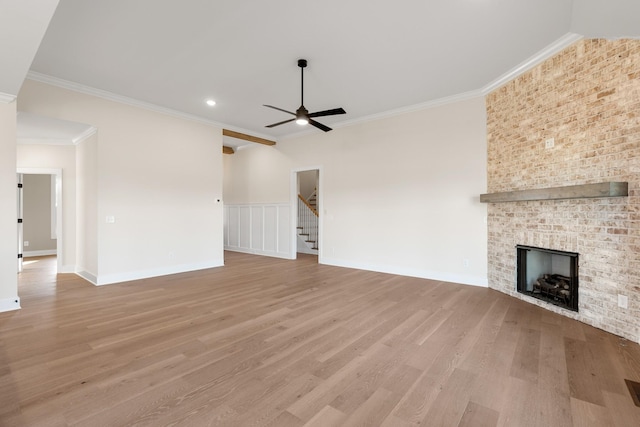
[205,99,216,107]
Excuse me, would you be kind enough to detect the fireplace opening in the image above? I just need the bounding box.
[516,245,579,312]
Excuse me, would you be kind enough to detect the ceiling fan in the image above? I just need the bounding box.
[264,59,346,132]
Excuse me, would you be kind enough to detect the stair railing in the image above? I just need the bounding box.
[297,194,318,249]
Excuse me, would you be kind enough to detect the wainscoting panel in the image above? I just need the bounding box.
[227,206,239,248]
[239,206,251,249]
[251,206,263,251]
[224,204,291,259]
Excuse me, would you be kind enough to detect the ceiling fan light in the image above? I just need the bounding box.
[296,117,308,125]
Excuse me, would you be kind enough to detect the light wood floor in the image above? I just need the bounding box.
[2,253,640,426]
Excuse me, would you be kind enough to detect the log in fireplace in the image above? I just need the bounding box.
[516,245,579,312]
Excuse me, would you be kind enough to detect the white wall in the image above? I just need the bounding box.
[0,101,19,311]
[17,144,76,271]
[223,145,292,204]
[18,79,224,285]
[76,133,98,281]
[224,97,488,286]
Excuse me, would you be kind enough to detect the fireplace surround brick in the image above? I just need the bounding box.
[486,39,640,342]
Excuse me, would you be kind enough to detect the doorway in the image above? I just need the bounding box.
[17,168,62,274]
[292,168,321,260]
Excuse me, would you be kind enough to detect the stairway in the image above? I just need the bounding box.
[297,191,318,253]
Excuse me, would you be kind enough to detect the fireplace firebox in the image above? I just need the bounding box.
[516,245,579,312]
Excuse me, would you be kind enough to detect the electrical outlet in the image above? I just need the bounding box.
[23,241,29,247]
[105,216,116,224]
[463,259,470,268]
[545,138,555,149]
[618,294,628,309]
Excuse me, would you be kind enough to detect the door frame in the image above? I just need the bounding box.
[17,168,63,273]
[290,166,322,261]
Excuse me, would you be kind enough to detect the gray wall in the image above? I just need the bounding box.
[23,174,56,254]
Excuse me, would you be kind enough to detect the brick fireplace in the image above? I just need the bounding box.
[484,39,640,342]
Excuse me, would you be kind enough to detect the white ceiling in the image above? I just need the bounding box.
[17,112,95,145]
[9,0,640,143]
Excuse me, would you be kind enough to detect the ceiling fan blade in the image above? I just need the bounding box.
[308,107,346,118]
[263,104,296,116]
[266,118,296,128]
[309,119,332,132]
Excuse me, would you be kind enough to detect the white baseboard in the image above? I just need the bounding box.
[319,257,489,288]
[76,270,98,285]
[225,246,293,260]
[59,265,76,274]
[24,249,57,257]
[95,259,225,286]
[0,297,21,313]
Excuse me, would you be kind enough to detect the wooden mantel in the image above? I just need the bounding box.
[480,182,628,203]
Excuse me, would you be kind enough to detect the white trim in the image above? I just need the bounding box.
[481,32,584,95]
[76,270,97,285]
[25,71,274,141]
[225,247,291,260]
[26,33,583,143]
[16,126,98,146]
[0,297,21,313]
[280,91,484,140]
[291,166,323,261]
[334,90,483,131]
[279,33,585,140]
[0,92,16,104]
[24,249,57,257]
[51,174,56,239]
[320,257,489,288]
[17,168,63,274]
[95,259,224,286]
[72,126,98,144]
[18,138,77,146]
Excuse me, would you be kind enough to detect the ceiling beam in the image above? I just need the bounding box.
[222,129,276,146]
[222,146,235,155]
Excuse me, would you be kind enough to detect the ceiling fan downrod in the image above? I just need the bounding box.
[298,58,307,107]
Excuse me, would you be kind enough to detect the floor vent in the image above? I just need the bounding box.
[625,379,640,407]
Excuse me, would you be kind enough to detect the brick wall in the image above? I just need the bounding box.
[486,39,640,342]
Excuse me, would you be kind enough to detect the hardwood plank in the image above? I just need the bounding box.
[570,397,613,427]
[421,368,478,426]
[302,405,347,427]
[1,254,639,426]
[565,337,606,406]
[509,327,541,383]
[457,401,500,427]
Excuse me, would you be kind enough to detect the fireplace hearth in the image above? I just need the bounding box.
[516,245,579,312]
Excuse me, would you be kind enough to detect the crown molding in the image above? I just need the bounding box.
[25,71,274,142]
[280,89,485,140]
[72,126,98,144]
[25,33,584,141]
[18,138,75,145]
[340,89,484,129]
[280,34,585,139]
[482,32,584,95]
[0,91,16,104]
[26,71,226,126]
